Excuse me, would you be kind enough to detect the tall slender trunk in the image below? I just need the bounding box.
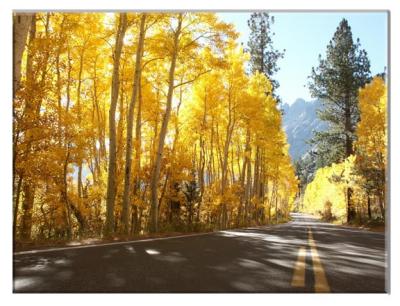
[62,45,74,237]
[198,89,207,220]
[121,14,146,234]
[242,127,251,224]
[55,21,72,238]
[19,14,37,240]
[209,117,215,185]
[220,86,235,229]
[62,149,72,238]
[230,147,235,184]
[253,146,260,198]
[13,175,23,238]
[273,180,278,223]
[21,184,36,240]
[238,143,247,225]
[131,76,143,235]
[13,13,33,96]
[367,195,372,220]
[92,55,106,176]
[77,48,85,199]
[344,93,356,222]
[378,192,385,219]
[346,187,354,223]
[260,150,266,223]
[149,14,182,233]
[104,13,128,237]
[245,142,252,225]
[116,63,127,231]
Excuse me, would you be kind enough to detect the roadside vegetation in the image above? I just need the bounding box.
[13,12,297,245]
[297,20,387,227]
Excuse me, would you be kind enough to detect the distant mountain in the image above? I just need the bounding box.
[281,98,327,162]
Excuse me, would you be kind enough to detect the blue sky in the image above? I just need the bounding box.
[218,12,388,105]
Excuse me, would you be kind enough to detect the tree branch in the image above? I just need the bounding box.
[173,70,211,88]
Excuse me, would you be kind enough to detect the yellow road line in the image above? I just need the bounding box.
[308,226,330,293]
[291,246,306,287]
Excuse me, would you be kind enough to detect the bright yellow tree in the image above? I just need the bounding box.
[355,76,387,219]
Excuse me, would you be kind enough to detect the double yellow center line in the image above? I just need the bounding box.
[291,226,330,292]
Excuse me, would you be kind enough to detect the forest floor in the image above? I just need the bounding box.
[14,215,384,254]
[296,211,386,233]
[14,220,289,253]
[330,218,386,232]
[338,222,386,233]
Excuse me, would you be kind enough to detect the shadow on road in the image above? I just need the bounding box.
[13,213,386,293]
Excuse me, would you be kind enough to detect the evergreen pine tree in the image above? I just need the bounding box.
[308,18,371,167]
[308,18,371,222]
[247,12,284,98]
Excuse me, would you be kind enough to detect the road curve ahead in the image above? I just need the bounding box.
[13,213,387,293]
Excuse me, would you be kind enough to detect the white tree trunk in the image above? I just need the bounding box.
[149,14,183,233]
[121,13,147,234]
[105,13,128,236]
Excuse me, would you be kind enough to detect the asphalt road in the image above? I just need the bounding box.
[13,213,387,293]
